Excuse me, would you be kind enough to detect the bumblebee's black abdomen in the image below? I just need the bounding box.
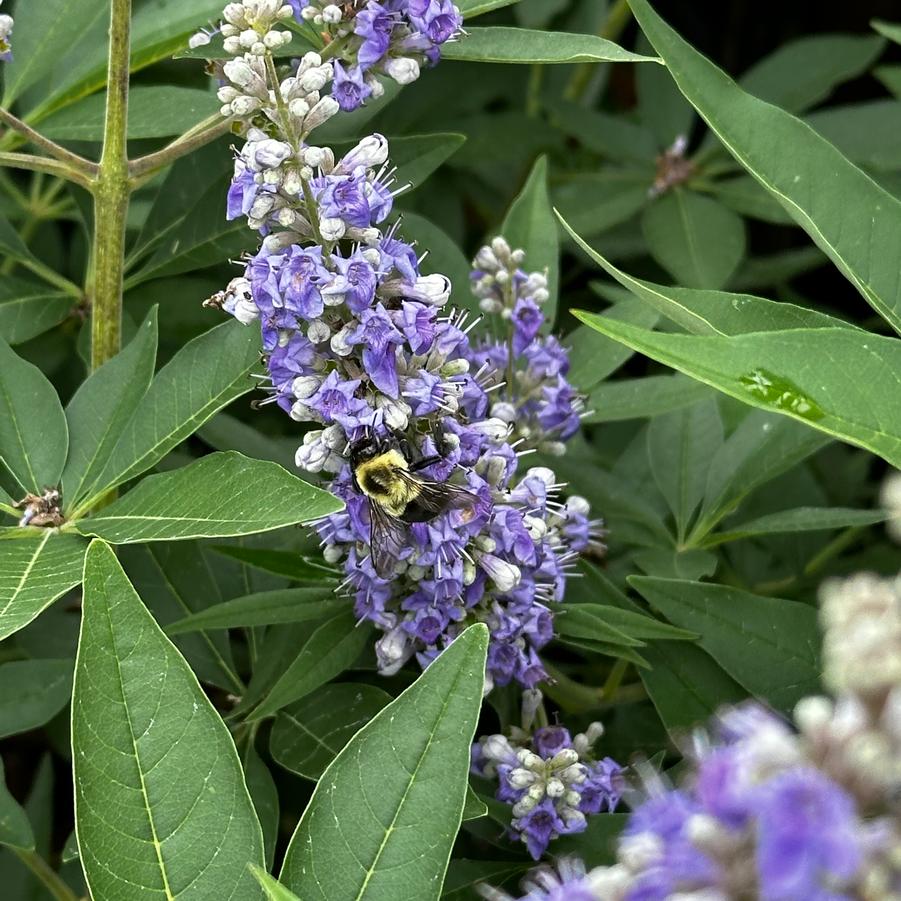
[401,498,451,523]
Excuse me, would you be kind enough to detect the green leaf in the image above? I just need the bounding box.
[23,0,226,122]
[0,659,72,739]
[552,102,658,163]
[396,212,473,313]
[555,604,696,643]
[872,19,901,45]
[39,86,219,141]
[443,27,660,64]
[628,0,901,335]
[279,624,489,900]
[62,310,158,510]
[641,189,746,289]
[0,278,73,346]
[72,540,265,901]
[805,100,901,171]
[1,0,107,106]
[710,175,795,225]
[250,867,301,901]
[635,33,695,147]
[569,316,901,468]
[249,610,373,721]
[586,374,713,422]
[708,506,886,547]
[443,860,528,900]
[501,156,559,325]
[567,298,662,392]
[0,533,87,642]
[695,409,831,540]
[242,742,280,871]
[270,684,393,781]
[640,642,747,737]
[458,0,522,18]
[211,546,340,583]
[553,170,650,239]
[0,759,33,851]
[119,542,243,694]
[560,214,855,335]
[76,452,342,544]
[647,398,723,536]
[0,214,40,269]
[631,576,821,712]
[553,606,644,647]
[0,338,67,494]
[551,812,628,866]
[875,65,901,99]
[83,321,260,502]
[167,588,345,634]
[739,34,885,113]
[462,787,488,822]
[197,413,298,471]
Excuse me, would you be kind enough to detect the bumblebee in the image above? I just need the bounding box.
[349,432,476,578]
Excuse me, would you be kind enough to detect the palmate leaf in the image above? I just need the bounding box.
[571,316,901,469]
[443,27,660,64]
[559,214,852,335]
[62,310,158,511]
[631,577,821,712]
[628,0,901,336]
[0,659,72,739]
[0,338,67,495]
[73,540,265,901]
[74,320,261,508]
[269,683,393,781]
[0,533,87,642]
[76,452,342,544]
[279,624,489,901]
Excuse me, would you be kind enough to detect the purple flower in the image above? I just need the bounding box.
[754,768,861,900]
[306,371,369,426]
[409,0,462,44]
[519,799,571,860]
[285,0,310,20]
[279,245,329,319]
[378,229,420,282]
[397,301,435,352]
[512,296,544,355]
[532,726,572,759]
[325,249,379,314]
[332,60,372,111]
[355,1,396,67]
[347,303,405,396]
[227,164,263,220]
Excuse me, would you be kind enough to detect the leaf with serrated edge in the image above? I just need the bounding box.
[62,310,158,510]
[443,27,660,64]
[72,540,265,901]
[79,321,261,506]
[559,212,855,335]
[570,316,900,468]
[270,684,393,781]
[0,759,33,850]
[628,0,901,335]
[280,623,488,900]
[0,534,87,642]
[0,338,68,494]
[76,452,342,544]
[631,576,821,712]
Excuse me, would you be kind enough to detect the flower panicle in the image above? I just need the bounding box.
[0,1,13,62]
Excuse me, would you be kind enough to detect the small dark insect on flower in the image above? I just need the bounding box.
[13,488,63,528]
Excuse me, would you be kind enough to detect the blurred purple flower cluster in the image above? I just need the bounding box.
[0,1,13,62]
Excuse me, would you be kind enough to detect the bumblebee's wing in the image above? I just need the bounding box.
[368,498,408,579]
[397,471,476,516]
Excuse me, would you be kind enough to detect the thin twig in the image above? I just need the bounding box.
[128,115,232,180]
[0,150,94,189]
[11,849,79,901]
[0,107,97,177]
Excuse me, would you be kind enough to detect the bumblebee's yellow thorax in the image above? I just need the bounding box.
[355,449,418,516]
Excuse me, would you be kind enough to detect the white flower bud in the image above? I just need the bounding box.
[474,246,499,271]
[508,769,537,789]
[550,748,580,769]
[411,273,451,306]
[375,627,413,676]
[298,64,332,93]
[223,3,246,26]
[188,30,212,49]
[491,236,513,260]
[478,297,503,315]
[289,400,314,421]
[481,734,516,763]
[470,418,511,442]
[302,95,340,132]
[223,35,243,54]
[307,319,331,344]
[291,375,321,399]
[545,778,566,798]
[338,133,389,172]
[217,85,240,103]
[230,95,260,117]
[524,515,547,540]
[288,97,310,120]
[319,216,346,242]
[539,440,566,457]
[321,4,342,23]
[619,833,664,871]
[462,559,477,586]
[478,553,521,592]
[239,28,258,47]
[511,795,539,817]
[383,56,420,85]
[794,696,834,737]
[566,495,591,517]
[295,437,329,471]
[490,402,517,423]
[322,544,343,563]
[330,323,355,356]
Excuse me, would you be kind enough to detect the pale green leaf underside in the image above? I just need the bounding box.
[73,540,265,901]
[443,27,660,64]
[280,624,489,901]
[76,452,342,544]
[629,0,901,335]
[0,533,87,642]
[572,314,901,468]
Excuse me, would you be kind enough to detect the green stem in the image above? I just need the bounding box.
[21,257,83,298]
[0,107,98,176]
[11,849,79,901]
[91,0,132,372]
[563,0,632,102]
[0,151,94,189]
[128,115,232,182]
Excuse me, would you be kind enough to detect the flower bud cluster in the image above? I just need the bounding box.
[0,1,13,62]
[468,238,589,455]
[471,724,622,859]
[477,858,629,901]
